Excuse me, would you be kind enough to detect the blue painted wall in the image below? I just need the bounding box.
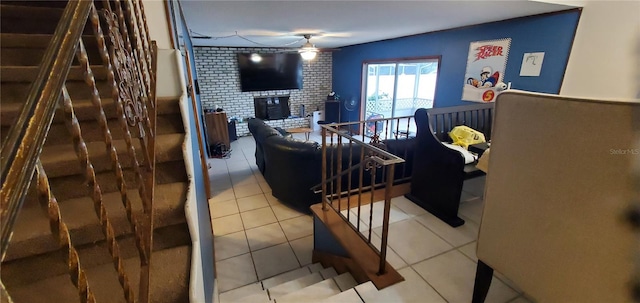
[333,9,581,122]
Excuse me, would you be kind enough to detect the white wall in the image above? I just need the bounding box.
[560,1,640,99]
[143,0,173,49]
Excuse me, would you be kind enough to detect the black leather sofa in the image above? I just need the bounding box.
[248,118,415,213]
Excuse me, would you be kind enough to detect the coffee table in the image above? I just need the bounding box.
[286,127,313,141]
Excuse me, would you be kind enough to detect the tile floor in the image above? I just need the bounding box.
[208,132,533,302]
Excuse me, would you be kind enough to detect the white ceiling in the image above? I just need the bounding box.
[181,0,577,49]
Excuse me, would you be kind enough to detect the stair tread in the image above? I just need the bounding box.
[1,96,181,126]
[319,288,363,303]
[5,181,188,261]
[218,282,267,303]
[38,132,184,178]
[0,33,97,48]
[275,278,341,303]
[1,65,108,82]
[261,266,312,290]
[308,263,324,273]
[319,267,338,279]
[268,272,323,299]
[333,272,359,292]
[6,245,191,303]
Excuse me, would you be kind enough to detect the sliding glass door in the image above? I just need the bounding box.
[363,58,439,124]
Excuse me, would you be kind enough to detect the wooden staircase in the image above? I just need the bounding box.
[0,2,192,302]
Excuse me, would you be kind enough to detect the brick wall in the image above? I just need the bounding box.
[193,47,332,136]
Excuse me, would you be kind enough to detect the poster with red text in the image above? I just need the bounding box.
[462,38,511,102]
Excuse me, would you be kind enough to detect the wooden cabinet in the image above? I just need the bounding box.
[204,112,230,149]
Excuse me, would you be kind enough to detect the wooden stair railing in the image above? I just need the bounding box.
[0,0,161,302]
[312,118,415,289]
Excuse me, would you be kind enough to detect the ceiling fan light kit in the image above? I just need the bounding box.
[299,34,318,60]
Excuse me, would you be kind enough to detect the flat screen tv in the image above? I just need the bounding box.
[237,53,303,92]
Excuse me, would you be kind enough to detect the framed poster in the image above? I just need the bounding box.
[462,38,511,102]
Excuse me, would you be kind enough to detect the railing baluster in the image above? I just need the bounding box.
[75,34,148,256]
[36,161,96,303]
[347,139,353,222]
[336,135,343,211]
[321,127,327,210]
[368,163,376,243]
[378,163,395,275]
[357,148,365,232]
[61,86,135,303]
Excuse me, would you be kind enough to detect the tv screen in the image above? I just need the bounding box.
[237,53,303,92]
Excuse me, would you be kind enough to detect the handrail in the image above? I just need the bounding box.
[318,121,411,275]
[0,0,92,260]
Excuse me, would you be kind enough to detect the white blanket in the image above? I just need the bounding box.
[442,143,478,164]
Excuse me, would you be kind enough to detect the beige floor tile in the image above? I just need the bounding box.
[232,172,257,187]
[219,282,265,303]
[240,207,277,229]
[271,203,304,221]
[265,193,280,205]
[211,176,233,191]
[460,190,478,202]
[355,267,446,303]
[415,212,480,247]
[252,243,300,280]
[254,172,266,183]
[212,214,245,237]
[215,253,258,292]
[412,250,518,303]
[289,235,314,266]
[210,188,236,203]
[369,232,408,270]
[214,230,250,261]
[236,193,269,212]
[390,196,428,217]
[354,202,410,229]
[459,198,485,225]
[209,199,239,219]
[462,176,486,197]
[458,241,478,262]
[374,219,453,265]
[245,222,287,251]
[279,215,313,241]
[234,183,263,199]
[258,181,271,193]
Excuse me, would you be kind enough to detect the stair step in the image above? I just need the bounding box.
[1,65,108,83]
[219,282,268,303]
[318,288,364,303]
[319,267,338,279]
[5,244,191,303]
[37,132,184,179]
[1,80,113,102]
[261,266,312,290]
[333,272,359,292]
[0,4,92,35]
[308,263,324,273]
[0,34,102,66]
[4,181,188,261]
[33,112,185,146]
[2,222,191,288]
[268,272,323,300]
[0,97,181,127]
[274,278,341,303]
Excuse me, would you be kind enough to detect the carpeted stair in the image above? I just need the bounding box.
[0,2,192,302]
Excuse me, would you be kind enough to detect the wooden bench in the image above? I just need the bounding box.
[405,103,494,227]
